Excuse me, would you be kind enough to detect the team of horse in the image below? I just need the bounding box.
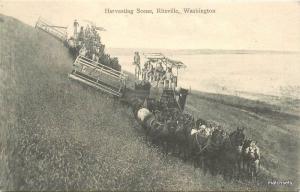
[130,98,261,181]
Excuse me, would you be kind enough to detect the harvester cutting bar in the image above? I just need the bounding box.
[35,17,67,42]
[76,55,126,80]
[69,55,127,97]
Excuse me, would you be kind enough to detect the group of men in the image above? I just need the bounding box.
[133,52,176,89]
[72,19,120,71]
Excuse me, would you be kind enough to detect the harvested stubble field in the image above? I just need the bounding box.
[0,14,299,191]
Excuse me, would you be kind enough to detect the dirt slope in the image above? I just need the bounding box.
[0,14,298,191]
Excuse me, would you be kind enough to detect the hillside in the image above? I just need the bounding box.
[186,91,299,188]
[0,14,299,191]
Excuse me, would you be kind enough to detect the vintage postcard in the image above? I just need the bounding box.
[0,0,299,191]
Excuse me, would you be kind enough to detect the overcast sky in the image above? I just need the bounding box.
[1,0,300,51]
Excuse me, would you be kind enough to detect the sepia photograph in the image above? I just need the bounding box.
[0,0,299,191]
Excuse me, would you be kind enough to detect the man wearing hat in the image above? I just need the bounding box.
[163,67,174,89]
[73,19,79,39]
[133,52,141,79]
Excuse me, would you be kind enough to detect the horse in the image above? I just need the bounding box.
[202,128,227,176]
[138,106,176,154]
[188,123,213,169]
[158,112,193,160]
[241,138,252,171]
[145,118,170,152]
[145,109,176,154]
[243,140,260,180]
[219,127,246,180]
[161,119,178,155]
[175,113,195,160]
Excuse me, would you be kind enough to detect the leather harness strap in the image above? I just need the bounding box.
[195,132,209,155]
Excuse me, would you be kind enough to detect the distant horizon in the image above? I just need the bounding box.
[6,13,299,53]
[107,47,300,54]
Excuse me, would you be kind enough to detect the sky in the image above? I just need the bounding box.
[1,0,300,51]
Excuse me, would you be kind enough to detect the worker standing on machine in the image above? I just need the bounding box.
[133,52,141,79]
[73,19,79,39]
[163,67,174,89]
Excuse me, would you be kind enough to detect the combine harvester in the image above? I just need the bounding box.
[35,17,127,97]
[35,17,68,42]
